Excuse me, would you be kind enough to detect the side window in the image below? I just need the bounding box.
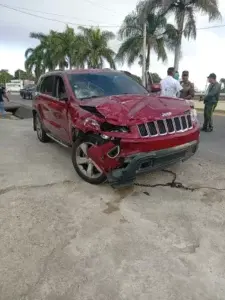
[54,76,67,99]
[36,78,42,92]
[40,76,54,96]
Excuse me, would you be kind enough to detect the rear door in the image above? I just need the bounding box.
[46,75,70,143]
[36,75,55,132]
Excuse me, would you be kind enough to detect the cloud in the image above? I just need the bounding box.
[0,0,224,89]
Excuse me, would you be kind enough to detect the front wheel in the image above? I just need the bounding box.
[72,134,106,185]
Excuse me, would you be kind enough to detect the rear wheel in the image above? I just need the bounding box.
[35,114,50,143]
[72,134,106,185]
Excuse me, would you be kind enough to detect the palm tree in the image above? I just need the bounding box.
[78,27,116,69]
[29,31,59,71]
[116,2,178,71]
[142,0,221,70]
[24,46,46,80]
[49,26,84,69]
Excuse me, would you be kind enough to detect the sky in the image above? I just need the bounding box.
[0,0,225,90]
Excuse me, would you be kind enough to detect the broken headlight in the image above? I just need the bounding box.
[190,108,198,122]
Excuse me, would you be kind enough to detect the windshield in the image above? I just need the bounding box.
[68,72,148,100]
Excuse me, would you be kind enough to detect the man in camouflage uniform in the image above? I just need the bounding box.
[202,73,221,132]
[180,70,195,99]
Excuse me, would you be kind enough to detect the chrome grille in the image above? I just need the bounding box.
[138,114,193,137]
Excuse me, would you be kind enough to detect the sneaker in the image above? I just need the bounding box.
[206,128,213,132]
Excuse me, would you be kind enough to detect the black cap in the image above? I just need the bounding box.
[208,73,216,79]
[182,70,189,76]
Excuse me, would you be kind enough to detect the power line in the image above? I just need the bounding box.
[81,0,118,15]
[1,3,225,31]
[0,3,120,28]
[1,4,118,26]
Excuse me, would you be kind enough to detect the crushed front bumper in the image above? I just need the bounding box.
[107,140,199,188]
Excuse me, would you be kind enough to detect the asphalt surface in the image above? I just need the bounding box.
[1,95,225,300]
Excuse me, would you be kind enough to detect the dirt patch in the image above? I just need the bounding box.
[5,105,32,119]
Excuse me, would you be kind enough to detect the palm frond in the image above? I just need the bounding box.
[183,7,196,39]
[116,36,142,66]
[29,32,47,40]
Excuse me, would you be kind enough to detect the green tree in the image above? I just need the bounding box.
[142,0,221,70]
[29,31,59,71]
[25,26,116,78]
[78,27,116,69]
[25,46,46,80]
[150,73,161,83]
[14,69,28,80]
[0,70,13,84]
[49,26,84,69]
[117,1,177,71]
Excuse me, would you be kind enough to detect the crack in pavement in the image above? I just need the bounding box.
[134,170,225,192]
[0,180,75,196]
[0,171,224,197]
[19,233,78,299]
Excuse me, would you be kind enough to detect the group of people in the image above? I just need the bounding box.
[160,67,220,132]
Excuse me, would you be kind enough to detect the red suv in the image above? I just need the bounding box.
[33,69,200,187]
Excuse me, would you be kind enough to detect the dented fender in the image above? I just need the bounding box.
[87,141,122,172]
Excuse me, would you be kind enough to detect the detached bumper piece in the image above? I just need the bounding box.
[107,141,199,188]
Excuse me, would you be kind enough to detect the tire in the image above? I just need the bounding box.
[72,134,107,185]
[35,114,50,143]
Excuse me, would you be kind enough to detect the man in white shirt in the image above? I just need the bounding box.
[160,67,183,98]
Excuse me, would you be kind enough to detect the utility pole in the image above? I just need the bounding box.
[142,22,147,87]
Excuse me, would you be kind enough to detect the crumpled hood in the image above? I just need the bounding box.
[80,94,191,125]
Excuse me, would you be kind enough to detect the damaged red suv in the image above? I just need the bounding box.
[33,69,200,187]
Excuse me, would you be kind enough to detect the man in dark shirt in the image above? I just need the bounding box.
[0,86,9,116]
[202,73,221,132]
[180,71,195,99]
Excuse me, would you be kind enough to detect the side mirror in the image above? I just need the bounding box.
[151,84,161,93]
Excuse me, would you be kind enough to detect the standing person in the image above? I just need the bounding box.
[160,67,183,98]
[0,86,9,116]
[202,73,221,132]
[180,70,195,99]
[174,71,179,81]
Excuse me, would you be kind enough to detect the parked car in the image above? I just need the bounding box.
[32,69,200,187]
[20,85,36,99]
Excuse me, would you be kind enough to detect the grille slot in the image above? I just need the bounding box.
[138,113,193,137]
[147,122,157,136]
[157,120,166,134]
[174,117,181,131]
[187,114,192,127]
[166,118,174,133]
[138,124,148,136]
[181,116,187,130]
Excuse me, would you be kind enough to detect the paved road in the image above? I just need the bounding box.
[1,118,225,300]
[9,94,225,163]
[1,99,225,299]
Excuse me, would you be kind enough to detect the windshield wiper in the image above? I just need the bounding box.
[79,95,102,100]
